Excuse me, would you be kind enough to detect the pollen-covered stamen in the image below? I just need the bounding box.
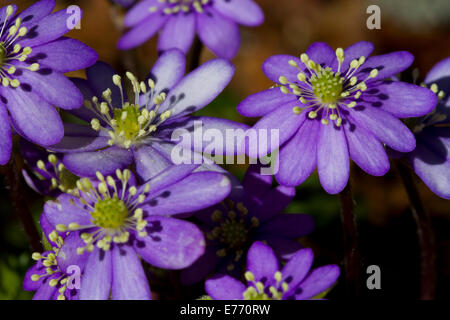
[150,0,211,15]
[278,48,379,127]
[86,72,171,149]
[242,271,290,300]
[206,201,258,271]
[34,154,79,194]
[30,231,72,300]
[55,169,151,254]
[0,6,40,88]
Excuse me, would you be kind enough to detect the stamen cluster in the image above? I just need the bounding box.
[0,5,39,88]
[243,271,290,300]
[278,48,379,126]
[87,72,172,149]
[150,0,211,15]
[30,231,71,300]
[206,201,259,271]
[55,169,151,253]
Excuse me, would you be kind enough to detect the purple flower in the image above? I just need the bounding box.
[205,241,340,300]
[181,165,314,285]
[0,0,98,165]
[238,41,438,194]
[403,57,450,199]
[43,167,231,299]
[20,138,79,197]
[24,224,87,300]
[118,0,264,59]
[50,49,247,181]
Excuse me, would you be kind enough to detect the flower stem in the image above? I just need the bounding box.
[395,160,436,299]
[189,37,203,72]
[339,180,361,297]
[3,154,43,253]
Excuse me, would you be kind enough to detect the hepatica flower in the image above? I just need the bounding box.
[118,0,264,59]
[403,57,450,199]
[0,0,97,165]
[51,49,246,181]
[24,229,87,300]
[20,139,79,197]
[238,42,438,194]
[44,167,231,299]
[181,165,314,284]
[205,241,340,300]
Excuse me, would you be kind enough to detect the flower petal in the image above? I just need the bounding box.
[44,194,93,227]
[133,145,172,182]
[363,81,437,118]
[196,9,240,59]
[250,185,296,222]
[17,67,83,110]
[158,14,195,54]
[295,265,340,300]
[344,120,390,176]
[237,88,297,117]
[138,157,199,192]
[28,38,98,73]
[305,42,336,67]
[264,237,302,260]
[144,172,231,215]
[80,248,112,300]
[281,248,314,293]
[160,59,234,117]
[164,116,249,155]
[348,105,416,152]
[361,51,414,82]
[111,245,151,300]
[62,147,133,178]
[425,57,450,92]
[24,263,44,292]
[2,87,63,146]
[0,103,12,165]
[258,214,315,238]
[134,216,205,269]
[33,280,57,300]
[247,101,306,158]
[15,0,55,28]
[118,13,168,50]
[331,41,374,73]
[246,241,279,281]
[86,62,122,107]
[56,232,88,272]
[205,275,246,300]
[241,164,273,198]
[409,127,450,199]
[123,0,161,27]
[262,55,300,83]
[213,0,264,26]
[20,9,74,47]
[276,118,319,187]
[50,136,110,153]
[149,49,186,95]
[317,123,350,194]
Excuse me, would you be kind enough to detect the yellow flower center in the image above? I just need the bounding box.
[91,197,128,229]
[87,72,172,149]
[310,68,344,104]
[0,44,6,66]
[113,103,148,141]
